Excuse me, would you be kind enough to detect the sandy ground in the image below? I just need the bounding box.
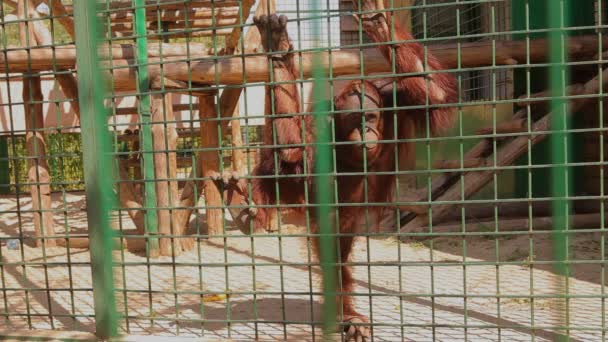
[0,192,606,341]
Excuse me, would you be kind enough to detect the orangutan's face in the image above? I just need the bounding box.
[334,84,384,163]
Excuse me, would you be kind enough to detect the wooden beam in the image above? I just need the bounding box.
[78,0,246,11]
[476,118,528,135]
[2,35,605,88]
[106,7,242,23]
[110,27,233,39]
[110,18,238,31]
[433,158,487,170]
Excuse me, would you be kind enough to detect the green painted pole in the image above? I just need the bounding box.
[549,1,571,341]
[134,0,159,256]
[73,1,118,339]
[311,0,337,336]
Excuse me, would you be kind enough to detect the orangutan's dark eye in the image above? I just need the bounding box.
[365,112,379,123]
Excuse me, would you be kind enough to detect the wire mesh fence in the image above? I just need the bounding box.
[0,0,606,340]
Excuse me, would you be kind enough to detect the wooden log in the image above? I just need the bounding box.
[516,83,590,109]
[171,95,220,233]
[110,27,233,39]
[400,67,608,236]
[55,236,148,251]
[420,213,603,235]
[198,95,223,235]
[0,43,214,66]
[106,7,242,23]
[115,102,200,115]
[476,118,528,135]
[50,1,246,15]
[23,77,56,247]
[110,18,238,31]
[433,158,486,170]
[2,35,605,87]
[19,0,56,247]
[151,93,178,255]
[430,35,607,69]
[77,0,245,11]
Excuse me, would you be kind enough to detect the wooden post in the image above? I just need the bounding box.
[19,0,56,247]
[23,78,56,247]
[150,93,179,255]
[198,95,223,235]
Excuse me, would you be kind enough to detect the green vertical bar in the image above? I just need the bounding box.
[73,1,118,339]
[0,136,8,194]
[311,0,336,336]
[549,0,571,340]
[134,0,159,255]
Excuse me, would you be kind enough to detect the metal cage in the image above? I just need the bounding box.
[0,0,605,340]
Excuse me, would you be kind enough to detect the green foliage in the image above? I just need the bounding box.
[0,4,73,46]
[8,133,84,193]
